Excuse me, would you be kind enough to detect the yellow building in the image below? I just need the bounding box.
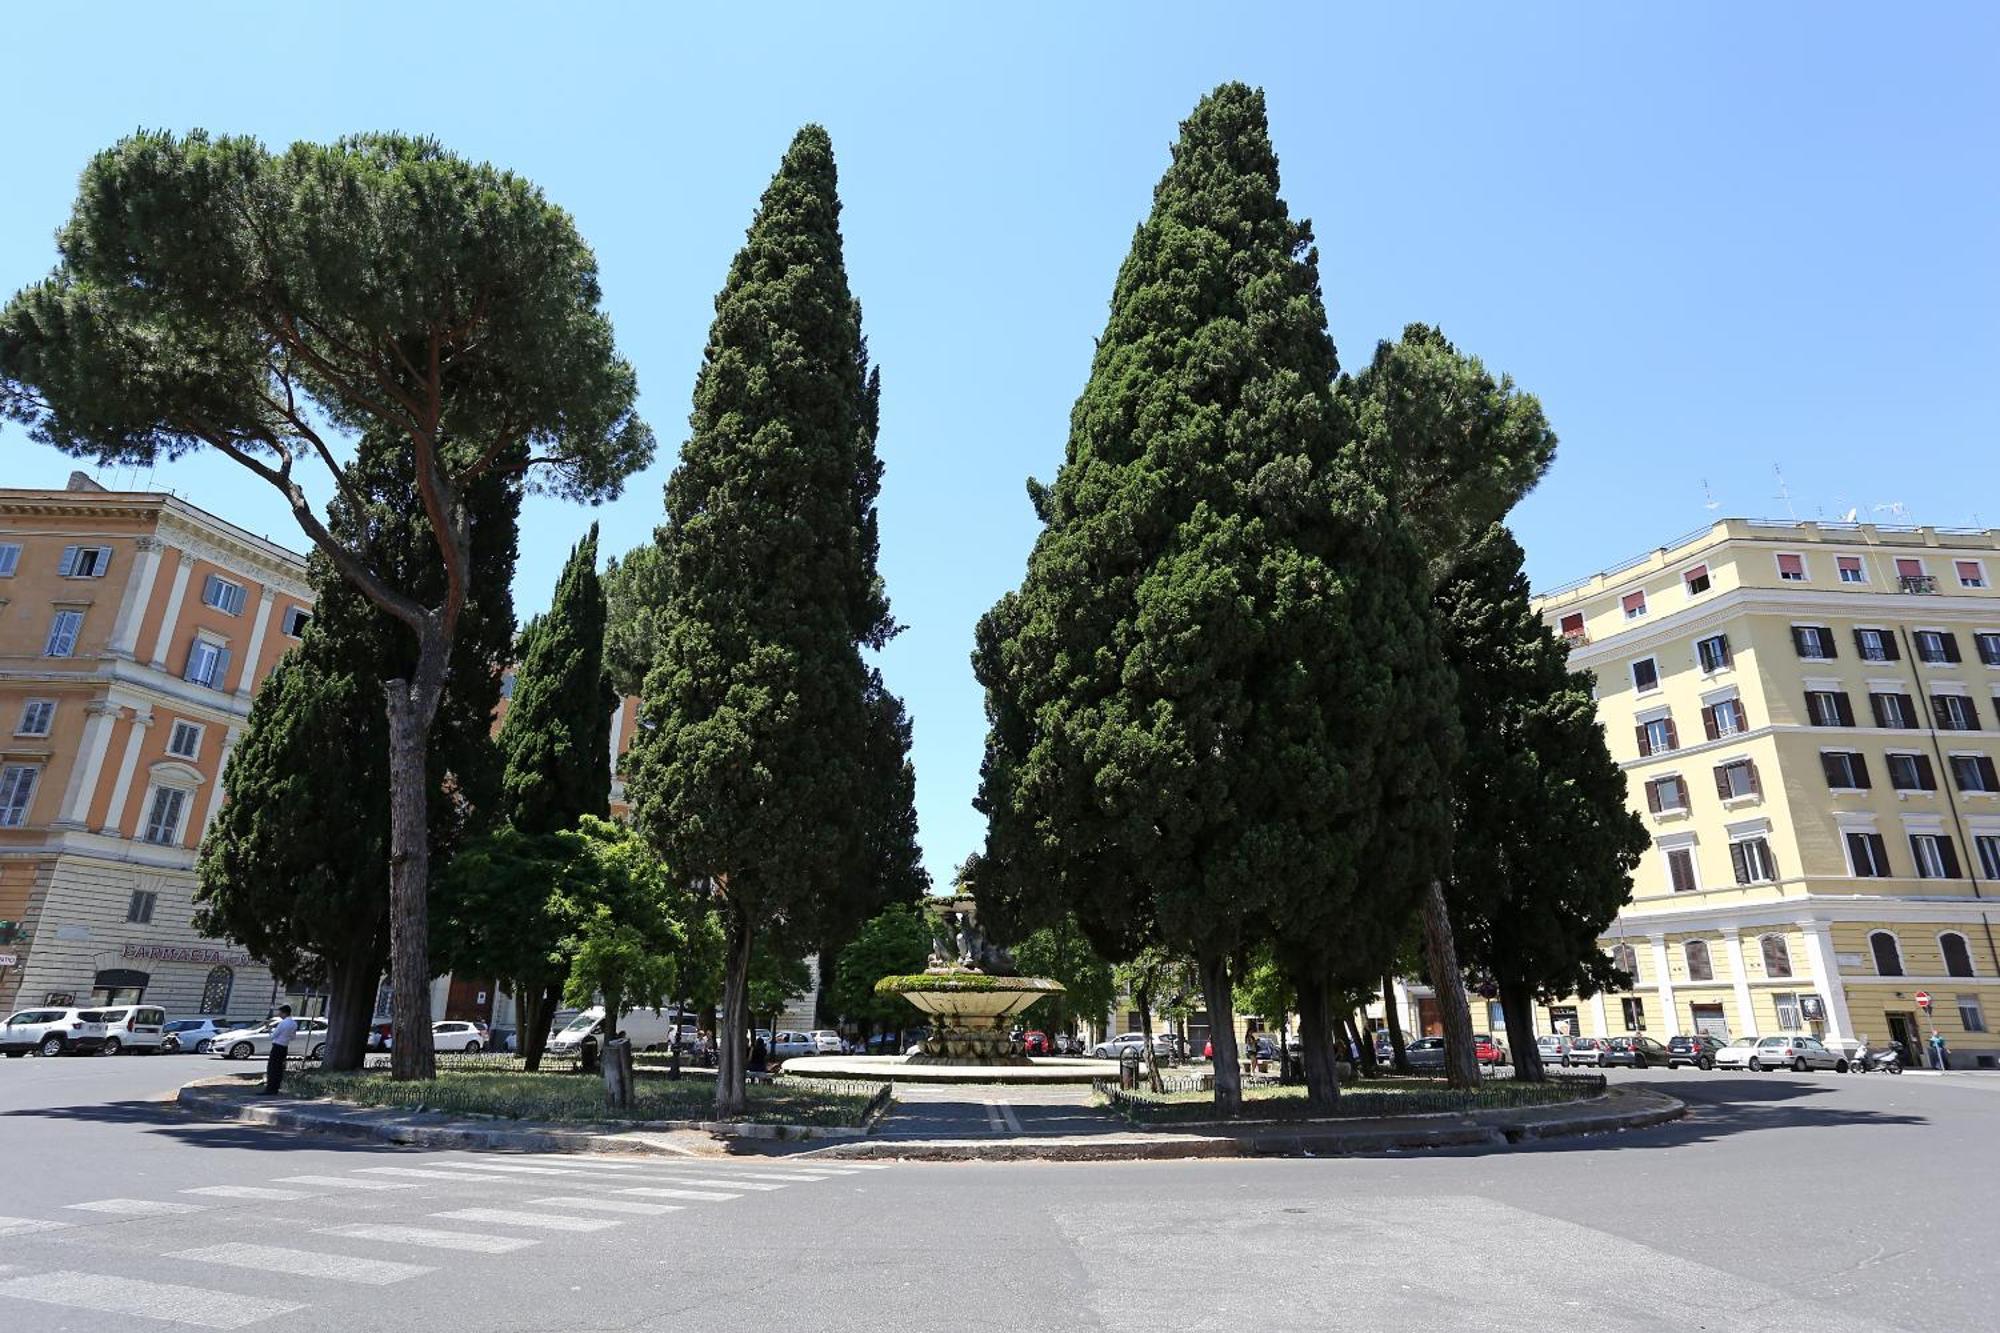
[1521,518,2000,1067]
[0,475,314,1016]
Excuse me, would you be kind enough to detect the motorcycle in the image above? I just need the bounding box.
[1854,1044,1903,1074]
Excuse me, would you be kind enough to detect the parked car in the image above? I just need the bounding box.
[1740,1034,1848,1072]
[431,1020,487,1053]
[1091,1032,1173,1060]
[1052,1032,1085,1056]
[1403,1035,1447,1071]
[1566,1036,1610,1067]
[546,1007,690,1060]
[213,1017,327,1061]
[1536,1034,1578,1067]
[1600,1035,1671,1068]
[489,1026,517,1054]
[1019,1030,1049,1056]
[0,1007,110,1057]
[809,1030,844,1055]
[769,1030,817,1062]
[161,1018,232,1055]
[92,1005,168,1054]
[1711,1036,1762,1070]
[1474,1034,1510,1065]
[1667,1034,1725,1070]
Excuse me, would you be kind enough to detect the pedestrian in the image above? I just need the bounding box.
[264,1005,298,1095]
[1930,1030,1949,1071]
[749,1032,769,1073]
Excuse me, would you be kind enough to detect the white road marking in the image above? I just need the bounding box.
[662,1169,829,1182]
[614,1186,740,1202]
[355,1167,527,1182]
[67,1198,206,1216]
[435,1162,581,1176]
[0,1270,305,1328]
[170,1241,431,1285]
[432,1207,622,1233]
[982,1101,1005,1133]
[317,1223,539,1253]
[511,1156,645,1170]
[997,1102,1024,1133]
[0,1217,71,1237]
[621,1175,786,1191]
[273,1175,418,1191]
[183,1186,315,1201]
[527,1195,686,1215]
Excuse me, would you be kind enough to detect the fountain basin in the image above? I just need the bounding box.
[873,972,1064,1066]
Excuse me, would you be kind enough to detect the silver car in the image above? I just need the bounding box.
[1403,1036,1447,1070]
[212,1018,327,1061]
[1746,1034,1848,1072]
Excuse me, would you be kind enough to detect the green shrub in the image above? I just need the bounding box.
[286,1068,881,1127]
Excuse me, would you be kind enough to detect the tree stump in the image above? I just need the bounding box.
[604,1037,635,1111]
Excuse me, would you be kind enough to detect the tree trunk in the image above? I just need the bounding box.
[1382,973,1410,1074]
[384,646,449,1082]
[1296,973,1340,1114]
[1196,948,1241,1117]
[715,904,754,1117]
[1419,880,1480,1089]
[603,1036,634,1110]
[1500,973,1545,1082]
[319,955,379,1072]
[520,979,559,1073]
[1348,1012,1379,1078]
[1136,991,1163,1093]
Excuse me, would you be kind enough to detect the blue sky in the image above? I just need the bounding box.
[4,5,1995,886]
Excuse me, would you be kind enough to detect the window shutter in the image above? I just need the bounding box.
[1869,834,1889,873]
[1714,766,1733,801]
[1670,852,1695,893]
[1851,753,1871,789]
[1791,626,1809,656]
[93,547,112,577]
[1941,633,1961,664]
[1916,754,1937,790]
[1932,695,1954,728]
[1959,695,1982,730]
[212,648,232,690]
[1820,753,1843,788]
[58,545,78,577]
[1898,694,1917,728]
[1845,832,1865,871]
[1702,705,1719,740]
[1645,780,1662,814]
[1730,842,1751,884]
[182,643,201,683]
[1819,627,1836,658]
[1852,628,1868,657]
[1717,634,1732,667]
[1746,761,1762,796]
[203,574,222,607]
[1981,757,2000,790]
[1941,837,1963,879]
[1870,694,1889,728]
[1635,725,1651,758]
[1834,693,1855,727]
[1883,633,1901,661]
[1663,718,1679,749]
[1731,700,1748,732]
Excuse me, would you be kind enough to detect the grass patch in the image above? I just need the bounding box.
[1100,1074,1603,1125]
[286,1068,882,1127]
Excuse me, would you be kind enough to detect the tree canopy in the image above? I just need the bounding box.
[496,524,613,835]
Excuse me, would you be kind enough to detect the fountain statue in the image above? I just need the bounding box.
[876,907,1061,1066]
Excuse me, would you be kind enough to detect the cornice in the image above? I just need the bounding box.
[1568,585,2000,667]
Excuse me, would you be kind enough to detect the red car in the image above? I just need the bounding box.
[1021,1030,1048,1056]
[1474,1033,1510,1065]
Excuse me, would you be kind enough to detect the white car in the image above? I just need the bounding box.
[387,1020,488,1053]
[769,1030,817,1061]
[1091,1032,1171,1060]
[161,1018,233,1054]
[213,1018,327,1061]
[92,1005,169,1055]
[0,1007,110,1057]
[809,1029,844,1055]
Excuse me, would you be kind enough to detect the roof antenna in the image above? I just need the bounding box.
[1700,479,1720,513]
[1772,465,1798,522]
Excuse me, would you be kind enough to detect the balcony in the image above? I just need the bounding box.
[1898,574,1939,595]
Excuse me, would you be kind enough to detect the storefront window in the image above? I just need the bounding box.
[200,965,235,1015]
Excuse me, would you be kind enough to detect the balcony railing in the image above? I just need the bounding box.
[1898,574,1939,595]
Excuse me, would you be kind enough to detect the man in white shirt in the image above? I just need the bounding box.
[266,1005,298,1094]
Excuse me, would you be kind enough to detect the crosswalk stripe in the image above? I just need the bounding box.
[0,1217,71,1237]
[645,1169,823,1183]
[67,1198,206,1216]
[273,1175,418,1191]
[435,1162,580,1176]
[0,1270,305,1328]
[355,1167,527,1182]
[183,1186,315,1201]
[170,1242,432,1286]
[318,1223,539,1254]
[625,1176,786,1191]
[511,1156,645,1170]
[526,1195,685,1216]
[432,1208,623,1233]
[614,1186,740,1202]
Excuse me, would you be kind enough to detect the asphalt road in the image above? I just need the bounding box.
[2,1054,1995,1332]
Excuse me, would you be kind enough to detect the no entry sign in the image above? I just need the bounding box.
[1915,991,1932,1011]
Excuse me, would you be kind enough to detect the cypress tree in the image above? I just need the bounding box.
[625,126,919,1116]
[496,524,613,836]
[973,84,1456,1115]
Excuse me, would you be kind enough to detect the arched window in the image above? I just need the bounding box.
[1610,944,1638,985]
[1940,932,1975,978]
[1869,931,1904,977]
[1760,935,1793,978]
[1683,940,1713,982]
[200,966,234,1015]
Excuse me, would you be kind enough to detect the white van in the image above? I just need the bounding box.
[93,1005,168,1054]
[545,1007,692,1060]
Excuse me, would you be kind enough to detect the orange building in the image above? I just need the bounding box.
[0,475,313,1016]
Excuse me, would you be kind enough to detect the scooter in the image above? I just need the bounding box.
[1856,1044,1903,1074]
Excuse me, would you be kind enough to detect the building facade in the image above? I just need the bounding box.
[0,477,314,1018]
[1520,518,2000,1066]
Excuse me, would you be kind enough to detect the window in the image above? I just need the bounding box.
[1871,692,1918,729]
[1631,658,1660,693]
[166,721,203,760]
[58,544,113,578]
[126,890,157,924]
[1821,751,1871,790]
[1941,933,1976,979]
[1696,634,1731,673]
[1846,830,1892,877]
[1896,557,1937,593]
[1959,995,1988,1034]
[1805,690,1855,727]
[281,606,310,638]
[1869,931,1905,976]
[200,966,235,1014]
[1886,752,1937,792]
[141,787,189,846]
[1978,834,2000,881]
[1729,836,1776,883]
[1932,694,1979,731]
[1620,997,1647,1031]
[0,542,18,577]
[200,574,247,616]
[1776,553,1807,582]
[1683,565,1711,596]
[1610,943,1638,981]
[1761,935,1794,978]
[16,699,55,737]
[1854,627,1899,662]
[1645,775,1689,814]
[1950,754,1999,793]
[183,639,231,691]
[1702,698,1749,739]
[0,765,38,827]
[1666,846,1698,893]
[1714,759,1760,801]
[1792,625,1836,659]
[1622,591,1648,621]
[1684,940,1713,982]
[1977,632,2000,667]
[1837,555,1866,584]
[1913,630,1959,664]
[1773,993,1802,1030]
[1956,560,1988,589]
[1909,833,1961,879]
[1637,716,1678,757]
[43,609,83,658]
